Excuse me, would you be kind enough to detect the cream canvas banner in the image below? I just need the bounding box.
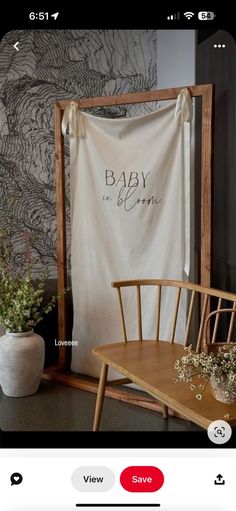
[62,90,192,378]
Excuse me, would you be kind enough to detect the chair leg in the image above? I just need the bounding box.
[93,362,108,431]
[162,404,168,419]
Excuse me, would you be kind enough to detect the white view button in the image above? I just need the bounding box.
[71,466,115,491]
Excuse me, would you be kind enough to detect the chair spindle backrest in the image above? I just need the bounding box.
[111,280,236,350]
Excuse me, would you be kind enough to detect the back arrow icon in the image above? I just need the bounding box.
[14,42,19,51]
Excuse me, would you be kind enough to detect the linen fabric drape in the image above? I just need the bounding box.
[62,90,192,378]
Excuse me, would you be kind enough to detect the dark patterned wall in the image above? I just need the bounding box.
[0,30,157,277]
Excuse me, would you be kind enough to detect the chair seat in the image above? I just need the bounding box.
[93,340,236,429]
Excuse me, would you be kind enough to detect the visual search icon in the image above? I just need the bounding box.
[10,472,23,486]
[207,420,232,444]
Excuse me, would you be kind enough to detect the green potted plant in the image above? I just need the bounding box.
[0,230,57,397]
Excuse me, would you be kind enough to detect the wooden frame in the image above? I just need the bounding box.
[43,85,213,411]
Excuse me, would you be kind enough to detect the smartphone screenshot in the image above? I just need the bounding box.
[0,7,235,510]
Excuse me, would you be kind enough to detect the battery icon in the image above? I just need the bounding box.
[198,11,216,20]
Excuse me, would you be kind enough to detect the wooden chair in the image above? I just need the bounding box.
[92,279,236,431]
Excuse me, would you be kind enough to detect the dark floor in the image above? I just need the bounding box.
[0,380,202,431]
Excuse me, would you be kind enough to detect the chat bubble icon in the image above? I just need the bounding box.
[10,472,23,486]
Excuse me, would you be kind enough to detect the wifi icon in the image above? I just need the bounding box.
[184,11,195,19]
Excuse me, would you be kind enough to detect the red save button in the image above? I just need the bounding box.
[120,466,164,492]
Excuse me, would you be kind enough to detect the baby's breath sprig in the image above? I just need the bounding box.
[174,344,236,402]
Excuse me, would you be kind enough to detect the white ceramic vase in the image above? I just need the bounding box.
[0,330,45,397]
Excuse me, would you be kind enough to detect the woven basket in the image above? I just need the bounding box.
[202,307,236,355]
[210,375,236,404]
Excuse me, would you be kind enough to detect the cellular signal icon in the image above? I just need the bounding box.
[167,12,180,20]
[184,11,195,19]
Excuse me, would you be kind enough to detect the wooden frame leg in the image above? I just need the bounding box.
[93,363,108,431]
[162,405,168,419]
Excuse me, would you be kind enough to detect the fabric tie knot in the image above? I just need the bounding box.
[61,101,86,138]
[175,88,193,126]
